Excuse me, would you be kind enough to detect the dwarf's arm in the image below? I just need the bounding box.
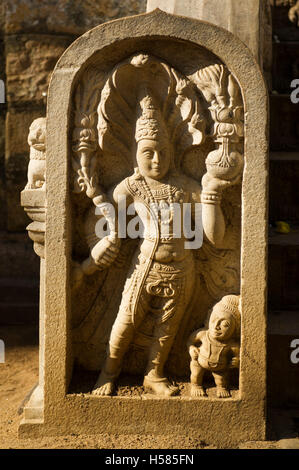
[187,330,206,364]
[229,342,240,368]
[187,328,206,347]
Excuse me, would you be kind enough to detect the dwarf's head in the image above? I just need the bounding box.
[208,295,241,342]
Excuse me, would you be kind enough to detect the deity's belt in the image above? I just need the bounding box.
[135,253,194,279]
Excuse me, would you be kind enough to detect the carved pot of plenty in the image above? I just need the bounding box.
[205,139,243,181]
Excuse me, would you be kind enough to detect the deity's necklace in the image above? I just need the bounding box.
[141,176,175,226]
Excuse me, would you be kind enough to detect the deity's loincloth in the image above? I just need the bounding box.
[119,252,195,326]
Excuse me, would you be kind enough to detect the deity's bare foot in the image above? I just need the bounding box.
[92,372,115,396]
[143,376,179,397]
[190,384,207,397]
[216,387,231,398]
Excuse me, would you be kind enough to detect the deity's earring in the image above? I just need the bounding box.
[133,167,142,180]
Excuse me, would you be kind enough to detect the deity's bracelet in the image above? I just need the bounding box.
[201,192,222,205]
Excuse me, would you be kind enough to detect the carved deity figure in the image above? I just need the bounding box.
[87,90,240,397]
[188,295,240,398]
[71,53,244,397]
[25,117,46,190]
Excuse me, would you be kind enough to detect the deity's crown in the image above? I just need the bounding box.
[135,87,168,143]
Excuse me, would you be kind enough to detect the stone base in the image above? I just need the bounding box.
[23,408,43,420]
[22,385,44,420]
[19,393,266,448]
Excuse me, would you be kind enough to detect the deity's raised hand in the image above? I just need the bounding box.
[201,169,242,194]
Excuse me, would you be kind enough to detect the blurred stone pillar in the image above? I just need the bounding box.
[0,2,6,231]
[147,0,272,84]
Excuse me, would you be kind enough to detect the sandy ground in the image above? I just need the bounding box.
[1,325,299,450]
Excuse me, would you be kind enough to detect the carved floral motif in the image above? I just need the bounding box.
[195,64,244,181]
[289,0,299,25]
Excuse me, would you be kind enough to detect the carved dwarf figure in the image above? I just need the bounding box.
[90,89,241,397]
[187,294,240,398]
[25,117,46,189]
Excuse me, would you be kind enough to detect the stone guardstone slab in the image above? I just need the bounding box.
[19,9,268,448]
[147,0,272,73]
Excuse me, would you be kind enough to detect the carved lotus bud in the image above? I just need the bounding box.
[217,107,234,122]
[217,122,235,136]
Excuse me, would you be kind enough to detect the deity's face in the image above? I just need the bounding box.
[208,310,235,342]
[136,138,171,181]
